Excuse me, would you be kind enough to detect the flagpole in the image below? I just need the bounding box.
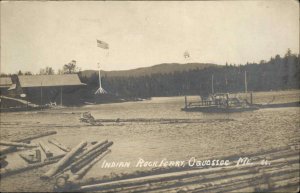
[98,63,102,88]
[95,39,108,95]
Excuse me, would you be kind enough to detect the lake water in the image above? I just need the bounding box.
[0,93,299,192]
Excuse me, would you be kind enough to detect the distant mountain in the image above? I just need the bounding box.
[80,63,216,78]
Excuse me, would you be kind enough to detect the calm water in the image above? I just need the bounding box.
[0,95,299,191]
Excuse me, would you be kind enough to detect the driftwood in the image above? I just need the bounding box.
[53,141,110,178]
[0,131,57,155]
[39,141,53,158]
[0,141,38,148]
[70,142,113,173]
[55,149,112,189]
[69,149,111,182]
[75,140,108,160]
[41,141,87,179]
[48,138,71,152]
[0,156,61,178]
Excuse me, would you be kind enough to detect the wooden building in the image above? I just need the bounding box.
[0,77,13,96]
[12,74,86,106]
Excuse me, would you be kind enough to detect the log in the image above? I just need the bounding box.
[55,140,108,177]
[14,131,57,142]
[41,141,87,179]
[75,140,108,160]
[53,140,109,177]
[70,141,113,173]
[39,141,54,158]
[55,150,112,190]
[69,149,111,182]
[70,153,295,188]
[70,154,299,192]
[48,138,71,152]
[0,131,57,155]
[0,157,61,178]
[0,141,38,148]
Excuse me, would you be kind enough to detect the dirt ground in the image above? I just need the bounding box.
[0,90,299,192]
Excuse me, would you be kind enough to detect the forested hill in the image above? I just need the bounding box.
[79,50,299,98]
[80,63,215,78]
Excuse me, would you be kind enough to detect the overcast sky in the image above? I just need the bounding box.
[1,0,299,74]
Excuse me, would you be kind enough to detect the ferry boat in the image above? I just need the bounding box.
[182,93,259,113]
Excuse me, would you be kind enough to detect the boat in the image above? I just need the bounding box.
[182,93,259,113]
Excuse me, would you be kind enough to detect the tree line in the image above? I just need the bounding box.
[79,49,299,98]
[1,60,79,76]
[1,49,299,99]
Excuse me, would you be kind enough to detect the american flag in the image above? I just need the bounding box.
[97,39,109,49]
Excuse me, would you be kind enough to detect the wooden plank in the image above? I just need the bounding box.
[19,149,41,164]
[48,138,71,152]
[39,141,53,158]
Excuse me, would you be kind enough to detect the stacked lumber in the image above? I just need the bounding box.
[58,144,299,192]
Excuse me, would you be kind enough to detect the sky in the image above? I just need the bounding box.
[1,0,299,74]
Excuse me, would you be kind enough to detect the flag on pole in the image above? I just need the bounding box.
[97,39,109,49]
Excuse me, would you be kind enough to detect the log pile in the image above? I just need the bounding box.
[0,131,57,155]
[41,140,113,180]
[0,131,59,175]
[0,131,58,171]
[41,140,113,190]
[0,136,113,182]
[56,144,299,192]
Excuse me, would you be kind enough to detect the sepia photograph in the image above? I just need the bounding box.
[0,0,299,192]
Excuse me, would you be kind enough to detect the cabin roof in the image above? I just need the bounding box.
[0,77,13,88]
[18,74,86,88]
